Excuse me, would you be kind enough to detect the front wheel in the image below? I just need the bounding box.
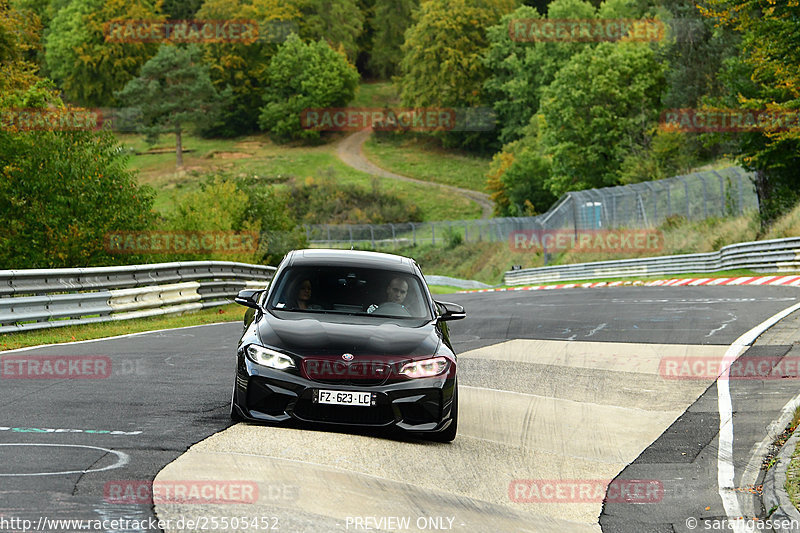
[429,385,458,442]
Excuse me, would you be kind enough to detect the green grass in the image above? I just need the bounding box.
[427,285,464,295]
[118,132,482,222]
[349,81,401,108]
[363,133,491,193]
[782,407,800,510]
[0,304,246,352]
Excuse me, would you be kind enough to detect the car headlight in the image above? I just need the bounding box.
[246,344,295,370]
[399,356,449,378]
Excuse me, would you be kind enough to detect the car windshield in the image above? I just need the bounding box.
[266,266,432,321]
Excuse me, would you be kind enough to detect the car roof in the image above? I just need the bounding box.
[284,249,418,274]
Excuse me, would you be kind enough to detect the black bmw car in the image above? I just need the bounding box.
[230,249,465,441]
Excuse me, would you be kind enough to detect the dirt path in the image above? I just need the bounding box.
[335,129,494,219]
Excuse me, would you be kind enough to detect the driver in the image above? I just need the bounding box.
[367,277,408,314]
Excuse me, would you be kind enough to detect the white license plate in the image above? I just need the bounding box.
[315,390,373,406]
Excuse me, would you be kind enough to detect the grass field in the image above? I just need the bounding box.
[363,133,491,193]
[118,132,482,221]
[349,81,401,107]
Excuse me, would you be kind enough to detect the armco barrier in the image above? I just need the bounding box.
[0,261,275,334]
[504,237,800,285]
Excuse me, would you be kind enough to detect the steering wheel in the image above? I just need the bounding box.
[371,302,411,316]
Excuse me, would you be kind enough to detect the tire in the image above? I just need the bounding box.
[429,384,458,442]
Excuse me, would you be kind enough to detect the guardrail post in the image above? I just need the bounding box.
[698,174,708,219]
[431,223,435,246]
[677,175,690,219]
[713,170,725,215]
[737,169,744,215]
[411,223,416,245]
[666,180,672,216]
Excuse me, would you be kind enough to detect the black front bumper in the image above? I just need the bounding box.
[233,358,456,433]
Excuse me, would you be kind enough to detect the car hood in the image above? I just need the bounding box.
[256,314,440,358]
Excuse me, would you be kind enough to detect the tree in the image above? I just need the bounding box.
[699,0,800,228]
[194,0,300,136]
[235,176,307,265]
[116,44,225,168]
[1,0,46,103]
[399,0,516,150]
[44,0,162,106]
[258,34,359,142]
[1,1,155,269]
[400,0,516,109]
[487,115,557,216]
[539,41,665,196]
[287,0,364,64]
[0,129,156,268]
[367,0,418,79]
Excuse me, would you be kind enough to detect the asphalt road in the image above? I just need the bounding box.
[1,286,799,532]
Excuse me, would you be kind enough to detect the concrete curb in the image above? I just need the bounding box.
[763,430,800,531]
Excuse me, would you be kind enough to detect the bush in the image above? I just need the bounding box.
[287,169,423,225]
[258,34,359,143]
[0,129,156,268]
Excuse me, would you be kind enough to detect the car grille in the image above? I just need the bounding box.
[302,359,392,386]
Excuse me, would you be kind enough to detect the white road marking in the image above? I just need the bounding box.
[716,301,800,533]
[706,312,737,338]
[0,443,129,476]
[0,426,141,435]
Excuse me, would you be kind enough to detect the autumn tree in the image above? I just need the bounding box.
[699,0,800,228]
[44,0,163,106]
[1,2,155,268]
[288,0,364,64]
[193,0,299,136]
[399,0,516,150]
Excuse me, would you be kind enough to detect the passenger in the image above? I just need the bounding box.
[291,278,321,310]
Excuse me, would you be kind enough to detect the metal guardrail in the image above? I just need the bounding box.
[0,261,276,334]
[504,237,800,285]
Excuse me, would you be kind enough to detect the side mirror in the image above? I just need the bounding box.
[435,301,466,321]
[235,289,264,310]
